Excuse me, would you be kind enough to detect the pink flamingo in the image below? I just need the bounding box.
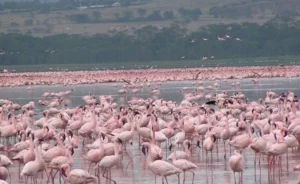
[95,139,121,184]
[145,143,182,184]
[0,156,9,181]
[83,132,105,172]
[167,140,192,161]
[229,150,245,184]
[48,148,73,183]
[171,150,197,183]
[20,140,44,183]
[60,164,97,184]
[250,125,267,164]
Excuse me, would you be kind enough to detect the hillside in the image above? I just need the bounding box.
[0,0,299,36]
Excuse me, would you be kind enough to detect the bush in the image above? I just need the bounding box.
[66,13,90,23]
[10,22,19,27]
[24,19,34,26]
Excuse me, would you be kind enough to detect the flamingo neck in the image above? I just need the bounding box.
[114,141,119,157]
[98,136,104,150]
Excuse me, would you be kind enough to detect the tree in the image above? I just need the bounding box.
[163,11,174,20]
[114,13,121,20]
[122,10,134,21]
[92,11,101,22]
[178,8,202,21]
[146,10,162,21]
[137,8,147,18]
[10,22,19,27]
[66,14,90,23]
[24,19,34,26]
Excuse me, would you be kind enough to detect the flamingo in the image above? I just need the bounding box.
[250,125,267,164]
[145,143,182,184]
[83,132,105,172]
[229,150,245,184]
[0,156,9,181]
[169,127,185,151]
[171,150,197,183]
[42,133,68,163]
[60,164,97,184]
[203,131,216,161]
[95,139,121,184]
[167,140,192,160]
[20,140,44,183]
[48,148,74,183]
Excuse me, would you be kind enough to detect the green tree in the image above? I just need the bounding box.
[66,14,90,23]
[146,10,162,21]
[163,11,174,20]
[122,10,134,21]
[24,19,34,26]
[114,13,121,20]
[92,11,101,22]
[10,22,19,27]
[137,8,147,18]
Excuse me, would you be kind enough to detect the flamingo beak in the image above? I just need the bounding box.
[187,142,191,149]
[69,130,73,138]
[196,141,201,148]
[169,144,173,151]
[61,168,67,177]
[213,135,217,143]
[142,145,146,155]
[101,133,105,140]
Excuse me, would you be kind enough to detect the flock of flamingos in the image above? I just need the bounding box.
[0,66,300,184]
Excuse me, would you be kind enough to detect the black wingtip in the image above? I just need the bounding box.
[205,101,216,105]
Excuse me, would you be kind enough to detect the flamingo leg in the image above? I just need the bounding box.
[164,176,169,184]
[183,171,186,184]
[224,141,226,159]
[88,162,92,172]
[189,170,195,184]
[177,173,180,184]
[233,172,236,184]
[102,169,116,184]
[46,169,52,183]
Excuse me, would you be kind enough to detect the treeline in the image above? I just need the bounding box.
[209,1,300,19]
[65,8,202,23]
[0,22,300,65]
[0,0,150,13]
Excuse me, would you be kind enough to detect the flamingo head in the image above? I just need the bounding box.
[196,140,201,148]
[68,129,73,138]
[60,164,68,177]
[293,164,300,171]
[187,141,191,149]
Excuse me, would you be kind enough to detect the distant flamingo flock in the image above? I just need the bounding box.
[0,65,298,87]
[0,67,299,184]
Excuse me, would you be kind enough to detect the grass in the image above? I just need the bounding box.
[1,55,300,73]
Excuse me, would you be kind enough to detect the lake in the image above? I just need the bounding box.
[1,77,300,184]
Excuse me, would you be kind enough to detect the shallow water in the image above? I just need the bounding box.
[1,77,300,184]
